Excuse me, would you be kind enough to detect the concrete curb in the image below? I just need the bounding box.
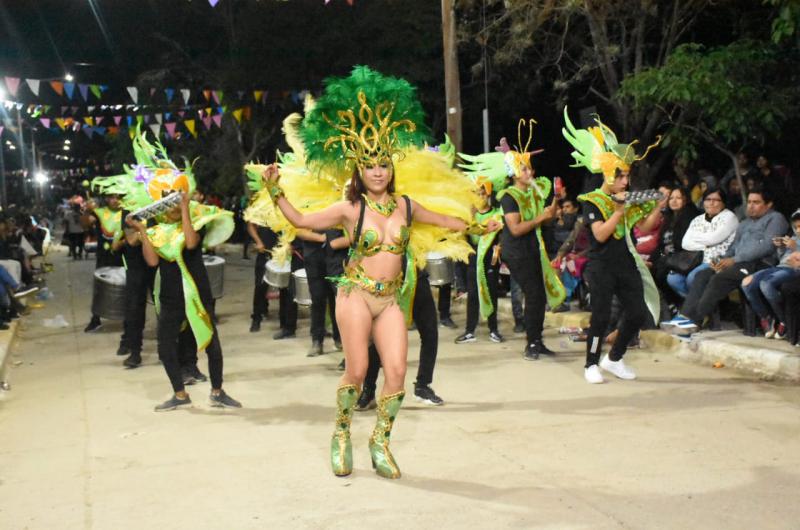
[0,320,21,391]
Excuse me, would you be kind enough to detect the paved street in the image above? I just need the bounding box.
[1,247,799,529]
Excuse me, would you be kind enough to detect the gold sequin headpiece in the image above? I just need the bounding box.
[323,91,416,168]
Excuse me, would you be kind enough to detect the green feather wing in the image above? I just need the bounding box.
[456,151,508,193]
[561,107,602,174]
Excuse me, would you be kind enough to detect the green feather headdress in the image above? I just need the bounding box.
[300,65,431,175]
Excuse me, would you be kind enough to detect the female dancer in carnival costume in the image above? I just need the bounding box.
[252,66,498,478]
[562,108,663,384]
[459,124,566,360]
[93,128,240,410]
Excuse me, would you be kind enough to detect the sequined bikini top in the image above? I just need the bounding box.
[353,224,410,257]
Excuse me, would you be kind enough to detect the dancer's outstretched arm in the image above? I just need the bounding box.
[262,164,348,231]
[410,199,501,234]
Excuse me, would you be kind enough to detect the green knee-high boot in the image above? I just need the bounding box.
[369,390,405,479]
[331,384,359,476]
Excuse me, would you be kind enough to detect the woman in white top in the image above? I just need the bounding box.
[667,188,739,297]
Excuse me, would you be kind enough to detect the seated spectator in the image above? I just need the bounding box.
[662,188,788,335]
[666,188,738,299]
[741,209,800,338]
[650,187,700,312]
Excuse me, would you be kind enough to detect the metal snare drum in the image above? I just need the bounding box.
[203,255,225,299]
[292,268,312,306]
[264,259,291,288]
[425,252,454,286]
[91,266,127,320]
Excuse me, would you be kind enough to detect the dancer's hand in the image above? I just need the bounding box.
[485,219,502,232]
[262,163,280,184]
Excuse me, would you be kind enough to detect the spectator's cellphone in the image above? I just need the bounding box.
[554,176,563,197]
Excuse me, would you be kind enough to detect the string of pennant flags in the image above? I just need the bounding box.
[1,73,311,141]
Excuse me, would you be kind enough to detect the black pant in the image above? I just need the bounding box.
[504,255,546,344]
[584,257,646,367]
[437,283,451,319]
[363,273,439,391]
[159,301,223,392]
[682,261,761,325]
[781,276,800,345]
[123,265,154,354]
[251,251,270,321]
[306,251,340,343]
[278,253,302,332]
[465,249,499,333]
[68,232,84,259]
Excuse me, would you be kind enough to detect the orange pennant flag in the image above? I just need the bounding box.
[232,109,243,123]
[50,81,64,96]
[203,89,211,101]
[243,106,252,121]
[185,119,197,137]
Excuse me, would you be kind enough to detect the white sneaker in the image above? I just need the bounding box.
[600,355,636,380]
[584,364,604,384]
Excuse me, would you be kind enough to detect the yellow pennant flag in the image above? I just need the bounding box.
[55,118,67,130]
[84,117,94,127]
[129,128,136,139]
[232,108,243,123]
[253,90,263,103]
[185,119,197,137]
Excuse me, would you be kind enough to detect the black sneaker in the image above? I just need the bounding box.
[414,385,444,406]
[355,387,376,411]
[123,353,142,368]
[454,332,477,344]
[273,329,296,340]
[249,319,261,333]
[154,394,192,412]
[439,317,457,329]
[513,322,525,334]
[337,358,345,371]
[116,345,130,356]
[524,340,555,361]
[307,340,324,357]
[84,318,102,333]
[489,331,505,343]
[191,366,208,382]
[182,370,197,386]
[209,390,242,408]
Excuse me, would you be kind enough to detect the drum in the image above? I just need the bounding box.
[426,252,454,286]
[203,255,225,299]
[264,259,291,288]
[293,268,312,306]
[91,266,127,320]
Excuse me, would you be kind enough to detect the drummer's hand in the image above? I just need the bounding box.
[262,163,280,184]
[125,215,144,232]
[485,219,502,232]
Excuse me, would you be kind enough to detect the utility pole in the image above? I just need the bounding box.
[441,0,462,151]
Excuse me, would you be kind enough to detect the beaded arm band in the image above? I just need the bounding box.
[265,180,284,201]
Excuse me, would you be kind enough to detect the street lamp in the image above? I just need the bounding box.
[65,73,74,82]
[35,171,48,185]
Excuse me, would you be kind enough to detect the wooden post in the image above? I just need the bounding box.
[441,0,462,151]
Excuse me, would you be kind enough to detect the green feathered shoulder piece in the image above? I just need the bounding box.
[456,151,509,195]
[299,65,431,174]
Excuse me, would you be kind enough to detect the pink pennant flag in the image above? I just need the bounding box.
[96,116,104,125]
[40,118,51,128]
[202,116,212,130]
[26,79,40,96]
[113,116,122,125]
[212,114,222,128]
[177,110,186,118]
[0,126,4,137]
[165,122,177,138]
[212,90,221,105]
[149,87,157,98]
[4,77,20,97]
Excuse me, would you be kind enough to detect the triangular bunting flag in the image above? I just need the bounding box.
[177,110,186,118]
[185,119,197,137]
[243,106,252,121]
[254,90,263,103]
[149,87,157,98]
[165,122,177,138]
[71,106,79,115]
[50,81,64,96]
[202,116,212,130]
[90,84,102,99]
[181,88,191,104]
[83,127,93,138]
[212,90,223,104]
[84,117,94,127]
[43,105,51,113]
[107,126,119,135]
[205,107,212,116]
[126,116,134,127]
[78,83,89,101]
[95,126,106,136]
[61,106,69,115]
[55,118,67,130]
[165,112,172,121]
[114,115,122,125]
[232,108,243,123]
[143,115,150,124]
[87,106,95,114]
[212,114,222,128]
[129,128,136,139]
[155,113,163,124]
[96,116,104,125]
[0,126,3,137]
[64,82,76,99]
[149,123,161,137]
[237,90,245,100]
[26,79,40,96]
[203,89,211,101]
[4,77,20,96]
[100,85,109,93]
[40,118,51,128]
[261,90,268,103]
[165,88,175,103]
[127,86,138,103]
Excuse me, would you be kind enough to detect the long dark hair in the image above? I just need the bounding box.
[346,164,396,203]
